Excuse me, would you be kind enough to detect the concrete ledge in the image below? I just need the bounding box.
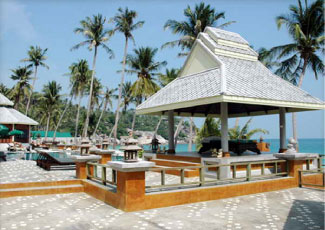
[99,149,115,154]
[274,153,319,160]
[71,155,101,162]
[107,161,155,172]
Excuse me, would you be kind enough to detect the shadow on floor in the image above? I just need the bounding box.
[283,196,325,230]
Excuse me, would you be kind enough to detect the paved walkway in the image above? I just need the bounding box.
[0,188,324,230]
[0,160,75,183]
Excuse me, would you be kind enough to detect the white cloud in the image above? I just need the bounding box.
[0,0,37,41]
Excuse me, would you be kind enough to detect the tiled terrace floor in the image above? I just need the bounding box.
[0,188,324,230]
[0,160,75,183]
[0,160,199,186]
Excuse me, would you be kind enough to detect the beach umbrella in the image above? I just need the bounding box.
[0,124,9,136]
[8,129,24,136]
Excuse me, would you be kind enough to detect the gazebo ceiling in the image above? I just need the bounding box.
[136,27,324,117]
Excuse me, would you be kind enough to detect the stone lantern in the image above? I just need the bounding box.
[102,137,110,150]
[79,138,92,155]
[120,138,142,163]
[151,136,160,153]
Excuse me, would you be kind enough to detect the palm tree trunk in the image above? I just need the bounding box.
[82,46,98,138]
[235,118,239,128]
[14,89,21,110]
[53,95,73,142]
[25,66,37,115]
[113,37,128,147]
[45,113,51,141]
[74,92,82,143]
[188,117,193,152]
[131,110,137,132]
[292,59,308,150]
[93,100,107,138]
[174,118,184,148]
[154,116,162,136]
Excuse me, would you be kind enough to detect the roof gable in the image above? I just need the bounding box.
[137,27,325,117]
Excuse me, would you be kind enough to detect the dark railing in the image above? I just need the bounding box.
[146,159,288,190]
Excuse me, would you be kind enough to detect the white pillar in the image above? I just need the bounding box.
[220,102,229,154]
[12,124,15,143]
[279,107,286,152]
[168,110,175,152]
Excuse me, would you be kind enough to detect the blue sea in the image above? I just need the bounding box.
[147,138,325,155]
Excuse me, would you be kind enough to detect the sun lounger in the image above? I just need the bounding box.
[0,152,6,161]
[36,150,75,171]
[199,138,261,155]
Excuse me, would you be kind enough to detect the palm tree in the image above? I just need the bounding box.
[257,47,281,70]
[268,0,324,144]
[41,81,61,140]
[109,7,144,146]
[163,2,235,56]
[130,96,142,132]
[195,117,221,150]
[0,83,11,97]
[21,46,49,115]
[125,47,167,132]
[69,60,92,140]
[127,47,167,98]
[10,67,32,110]
[87,77,103,113]
[92,87,117,137]
[157,68,189,148]
[71,14,114,138]
[163,3,233,147]
[121,81,135,112]
[158,68,179,87]
[53,93,72,142]
[228,118,269,140]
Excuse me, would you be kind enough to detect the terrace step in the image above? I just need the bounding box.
[0,180,84,198]
[151,159,201,178]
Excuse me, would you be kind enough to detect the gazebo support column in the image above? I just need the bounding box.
[279,107,287,153]
[168,110,175,153]
[220,102,230,157]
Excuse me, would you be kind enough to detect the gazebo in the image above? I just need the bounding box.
[0,93,38,143]
[136,27,324,155]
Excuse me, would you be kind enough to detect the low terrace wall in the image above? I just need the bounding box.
[80,156,323,212]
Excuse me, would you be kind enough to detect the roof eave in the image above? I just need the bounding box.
[0,121,39,125]
[136,94,325,116]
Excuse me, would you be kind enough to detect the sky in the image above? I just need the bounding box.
[0,0,324,140]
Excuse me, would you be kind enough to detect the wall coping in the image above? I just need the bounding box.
[89,149,115,155]
[274,153,319,160]
[71,154,101,162]
[107,160,155,172]
[202,154,276,164]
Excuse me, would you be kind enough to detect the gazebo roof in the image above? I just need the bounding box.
[137,27,324,117]
[0,93,14,106]
[0,93,38,125]
[0,107,39,125]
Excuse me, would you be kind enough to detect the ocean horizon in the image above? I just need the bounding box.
[143,138,325,155]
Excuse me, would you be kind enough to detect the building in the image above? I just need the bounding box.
[0,93,38,143]
[136,27,325,154]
